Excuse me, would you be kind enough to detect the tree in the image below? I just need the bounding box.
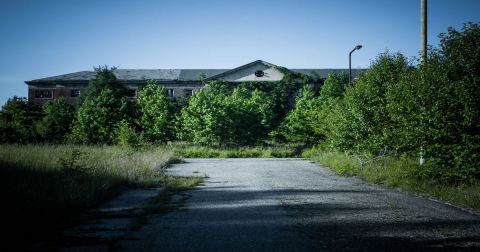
[138,80,174,143]
[178,82,232,146]
[35,97,74,143]
[319,72,348,103]
[83,65,124,99]
[179,82,274,146]
[69,88,129,144]
[280,86,323,144]
[0,96,40,143]
[327,52,412,155]
[387,23,480,183]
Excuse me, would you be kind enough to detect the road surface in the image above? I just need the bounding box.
[116,158,480,251]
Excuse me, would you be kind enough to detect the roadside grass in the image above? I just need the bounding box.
[0,144,182,245]
[303,147,480,212]
[142,175,205,214]
[165,143,304,158]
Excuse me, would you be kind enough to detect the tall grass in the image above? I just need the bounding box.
[164,143,304,158]
[303,147,480,211]
[0,144,181,245]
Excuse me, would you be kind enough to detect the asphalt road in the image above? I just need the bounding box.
[119,158,480,251]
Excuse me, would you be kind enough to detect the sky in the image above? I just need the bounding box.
[0,0,479,106]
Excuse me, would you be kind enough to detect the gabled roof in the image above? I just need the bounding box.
[25,60,366,84]
[205,60,277,81]
[26,69,229,84]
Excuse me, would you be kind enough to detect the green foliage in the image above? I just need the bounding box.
[178,81,230,145]
[138,80,174,143]
[35,97,74,143]
[69,88,129,144]
[83,65,124,99]
[327,52,411,155]
[387,24,480,183]
[279,86,323,144]
[0,96,40,143]
[305,148,480,211]
[322,23,480,184]
[179,82,274,146]
[115,119,142,148]
[319,72,348,102]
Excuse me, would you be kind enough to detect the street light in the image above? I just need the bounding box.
[349,44,362,84]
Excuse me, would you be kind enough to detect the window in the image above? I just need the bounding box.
[34,89,53,99]
[184,89,193,97]
[166,89,174,98]
[71,89,81,97]
[254,70,265,77]
[125,89,137,98]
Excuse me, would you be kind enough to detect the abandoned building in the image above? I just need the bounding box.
[25,60,364,106]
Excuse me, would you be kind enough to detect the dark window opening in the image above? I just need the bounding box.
[255,70,265,77]
[166,89,174,98]
[35,90,53,99]
[184,89,193,97]
[125,89,137,98]
[71,89,81,97]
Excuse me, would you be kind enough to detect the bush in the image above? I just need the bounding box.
[327,52,412,155]
[279,86,323,144]
[115,119,142,148]
[179,82,274,146]
[0,96,40,143]
[35,97,74,143]
[138,80,174,143]
[69,88,130,144]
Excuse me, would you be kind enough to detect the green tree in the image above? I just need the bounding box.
[328,52,411,155]
[83,65,124,99]
[0,96,40,143]
[179,82,232,146]
[387,23,480,183]
[69,88,129,144]
[179,82,274,146]
[138,80,174,143]
[35,97,74,143]
[115,119,142,148]
[319,72,349,103]
[280,86,323,144]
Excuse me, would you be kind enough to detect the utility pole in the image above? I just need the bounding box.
[420,0,427,165]
[421,0,427,63]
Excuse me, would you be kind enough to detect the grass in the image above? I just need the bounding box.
[0,144,182,246]
[142,175,205,214]
[164,143,304,158]
[303,147,480,212]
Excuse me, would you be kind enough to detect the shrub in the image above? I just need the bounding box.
[138,80,174,143]
[179,82,274,146]
[69,88,129,144]
[279,86,323,144]
[35,97,74,143]
[0,96,40,143]
[327,52,412,155]
[115,119,142,148]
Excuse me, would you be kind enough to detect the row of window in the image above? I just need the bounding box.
[34,88,194,99]
[166,89,193,97]
[34,89,81,99]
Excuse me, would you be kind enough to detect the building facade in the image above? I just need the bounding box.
[25,60,364,106]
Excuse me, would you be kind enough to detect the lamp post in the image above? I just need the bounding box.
[349,44,362,84]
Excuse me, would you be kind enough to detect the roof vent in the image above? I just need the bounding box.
[255,70,265,77]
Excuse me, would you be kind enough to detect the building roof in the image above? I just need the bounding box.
[25,60,366,84]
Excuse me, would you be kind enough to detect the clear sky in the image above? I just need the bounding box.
[1,0,479,106]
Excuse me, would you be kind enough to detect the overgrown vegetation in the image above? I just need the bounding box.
[303,148,480,211]
[0,23,478,210]
[167,144,303,158]
[0,144,181,245]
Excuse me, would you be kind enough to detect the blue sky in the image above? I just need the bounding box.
[0,0,479,106]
